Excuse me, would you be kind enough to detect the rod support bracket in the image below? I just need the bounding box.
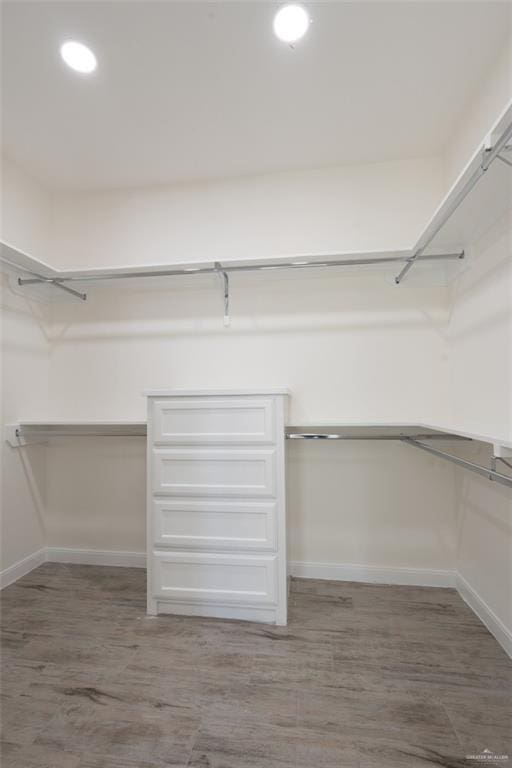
[17,275,87,301]
[214,261,230,327]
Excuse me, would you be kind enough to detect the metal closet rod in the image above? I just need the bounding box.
[402,437,512,489]
[395,119,512,284]
[17,251,463,287]
[287,432,512,489]
[15,428,145,438]
[286,433,467,441]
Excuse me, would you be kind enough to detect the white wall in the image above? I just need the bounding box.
[43,268,456,572]
[48,157,443,268]
[445,203,512,646]
[443,33,512,192]
[1,154,52,260]
[0,157,53,575]
[43,158,453,570]
[3,152,459,581]
[434,33,512,648]
[0,271,49,573]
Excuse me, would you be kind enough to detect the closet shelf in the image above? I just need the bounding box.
[4,422,146,444]
[6,420,511,447]
[1,106,510,318]
[6,420,511,487]
[395,102,512,283]
[286,423,512,490]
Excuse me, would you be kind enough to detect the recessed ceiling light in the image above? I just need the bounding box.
[273,4,310,44]
[60,41,97,74]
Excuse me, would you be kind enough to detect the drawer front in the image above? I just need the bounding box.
[152,447,276,497]
[153,498,277,550]
[152,551,278,604]
[152,397,276,445]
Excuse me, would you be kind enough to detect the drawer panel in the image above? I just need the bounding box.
[152,551,278,604]
[152,397,276,444]
[152,447,276,497]
[153,498,277,550]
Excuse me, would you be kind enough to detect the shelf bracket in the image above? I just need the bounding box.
[214,261,230,327]
[18,276,87,301]
[4,425,47,448]
[395,118,512,285]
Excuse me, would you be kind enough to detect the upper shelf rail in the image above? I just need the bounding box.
[4,250,464,324]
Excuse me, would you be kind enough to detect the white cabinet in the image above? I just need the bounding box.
[146,390,288,624]
[151,447,277,497]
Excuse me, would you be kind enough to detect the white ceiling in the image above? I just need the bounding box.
[2,1,511,191]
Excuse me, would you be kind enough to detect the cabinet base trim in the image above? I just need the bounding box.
[155,599,284,624]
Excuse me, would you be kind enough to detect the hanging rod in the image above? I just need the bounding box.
[286,432,468,441]
[15,429,145,438]
[16,251,463,288]
[395,118,512,285]
[402,437,512,489]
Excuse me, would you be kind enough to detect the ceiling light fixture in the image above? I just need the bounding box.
[273,4,310,44]
[60,40,97,74]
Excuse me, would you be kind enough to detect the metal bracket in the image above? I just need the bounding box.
[395,119,512,285]
[18,276,87,301]
[395,251,464,286]
[214,261,230,327]
[4,425,47,448]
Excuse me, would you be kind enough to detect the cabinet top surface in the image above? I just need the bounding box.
[145,388,290,397]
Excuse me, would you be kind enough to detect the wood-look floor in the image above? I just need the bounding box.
[1,564,511,768]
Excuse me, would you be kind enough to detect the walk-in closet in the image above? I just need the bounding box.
[1,2,511,766]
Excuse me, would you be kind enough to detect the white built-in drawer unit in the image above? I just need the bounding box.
[146,389,288,624]
[152,397,276,444]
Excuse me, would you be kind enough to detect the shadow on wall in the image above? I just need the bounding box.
[43,268,453,343]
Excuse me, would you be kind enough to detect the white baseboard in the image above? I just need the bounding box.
[46,548,146,568]
[0,547,46,589]
[288,560,456,588]
[456,573,512,659]
[2,551,509,657]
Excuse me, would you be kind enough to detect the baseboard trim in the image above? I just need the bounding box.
[46,548,146,568]
[288,560,456,588]
[456,573,512,659]
[0,548,46,589]
[2,551,509,658]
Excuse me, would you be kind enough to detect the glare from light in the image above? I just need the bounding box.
[273,5,310,44]
[60,41,97,74]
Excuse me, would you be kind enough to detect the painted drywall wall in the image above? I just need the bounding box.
[443,33,512,192]
[445,204,512,641]
[447,209,512,442]
[455,453,512,648]
[0,267,49,572]
[3,151,459,578]
[0,157,52,573]
[48,157,444,268]
[42,266,456,572]
[1,154,52,261]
